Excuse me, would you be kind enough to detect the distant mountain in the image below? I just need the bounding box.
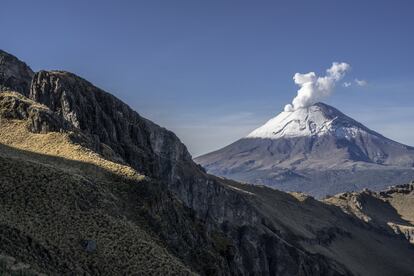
[195,103,414,197]
[2,49,414,275]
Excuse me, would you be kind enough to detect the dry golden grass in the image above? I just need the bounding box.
[0,119,145,182]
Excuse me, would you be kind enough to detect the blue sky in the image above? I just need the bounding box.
[1,0,414,156]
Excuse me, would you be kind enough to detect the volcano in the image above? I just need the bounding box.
[195,103,414,197]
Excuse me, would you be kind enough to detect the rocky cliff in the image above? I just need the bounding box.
[1,49,414,275]
[0,50,33,96]
[326,182,414,244]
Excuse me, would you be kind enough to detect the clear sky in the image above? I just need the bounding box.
[1,0,414,156]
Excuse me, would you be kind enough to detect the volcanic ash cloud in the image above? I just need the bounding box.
[284,62,350,112]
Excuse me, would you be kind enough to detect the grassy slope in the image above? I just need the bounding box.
[0,119,195,275]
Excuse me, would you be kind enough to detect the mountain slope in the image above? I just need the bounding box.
[1,50,414,275]
[196,103,414,197]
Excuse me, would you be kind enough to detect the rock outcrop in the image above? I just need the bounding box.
[0,50,33,96]
[29,70,191,179]
[325,183,414,244]
[0,91,65,133]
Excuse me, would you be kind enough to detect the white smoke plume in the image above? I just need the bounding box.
[284,62,351,112]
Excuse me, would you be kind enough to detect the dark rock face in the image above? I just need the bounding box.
[82,240,97,252]
[30,70,191,178]
[0,50,33,96]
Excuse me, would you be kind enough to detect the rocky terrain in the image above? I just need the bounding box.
[325,182,414,244]
[1,49,414,275]
[195,103,414,198]
[0,50,33,96]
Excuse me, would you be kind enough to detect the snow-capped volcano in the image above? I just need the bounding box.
[195,103,414,198]
[247,103,367,140]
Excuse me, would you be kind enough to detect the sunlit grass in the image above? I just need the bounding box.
[0,119,145,182]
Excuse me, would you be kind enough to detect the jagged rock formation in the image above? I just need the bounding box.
[1,49,414,275]
[0,91,65,133]
[29,70,192,180]
[326,182,414,244]
[0,50,33,96]
[195,103,414,198]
